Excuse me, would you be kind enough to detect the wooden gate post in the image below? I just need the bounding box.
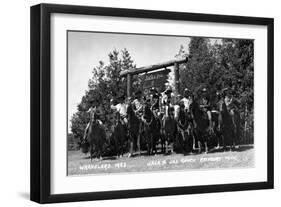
[174,62,180,95]
[127,74,132,97]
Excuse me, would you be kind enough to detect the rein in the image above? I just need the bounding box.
[178,111,188,129]
[143,108,154,126]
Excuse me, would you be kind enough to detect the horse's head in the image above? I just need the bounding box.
[115,111,121,120]
[90,109,99,123]
[167,106,175,118]
[143,104,152,121]
[126,102,133,115]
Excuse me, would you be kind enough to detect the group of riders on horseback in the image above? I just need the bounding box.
[83,84,241,160]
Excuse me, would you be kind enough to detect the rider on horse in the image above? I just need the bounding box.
[149,88,161,116]
[195,87,214,153]
[110,94,128,126]
[161,86,175,119]
[83,98,103,140]
[210,90,225,149]
[132,90,144,117]
[180,88,193,113]
[221,87,241,148]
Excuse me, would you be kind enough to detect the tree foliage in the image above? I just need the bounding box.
[177,37,254,109]
[70,49,137,145]
[69,37,254,148]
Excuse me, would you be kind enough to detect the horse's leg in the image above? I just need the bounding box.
[164,133,168,154]
[169,134,175,153]
[151,133,156,154]
[114,135,119,158]
[204,135,208,154]
[234,112,241,149]
[96,139,100,160]
[230,110,238,149]
[222,126,228,150]
[147,133,151,155]
[224,122,233,151]
[151,133,155,155]
[154,133,158,154]
[190,125,195,151]
[136,125,141,155]
[180,129,185,153]
[128,133,133,158]
[118,136,122,158]
[145,130,149,155]
[90,144,93,162]
[148,132,152,155]
[197,130,202,153]
[136,133,140,155]
[99,140,103,160]
[119,135,123,158]
[161,133,165,153]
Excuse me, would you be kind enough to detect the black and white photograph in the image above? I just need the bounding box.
[28,2,274,204]
[67,31,254,176]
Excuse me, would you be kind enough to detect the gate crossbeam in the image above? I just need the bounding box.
[120,57,188,77]
[121,57,188,97]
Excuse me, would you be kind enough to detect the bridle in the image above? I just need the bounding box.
[143,106,154,126]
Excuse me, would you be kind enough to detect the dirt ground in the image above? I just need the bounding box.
[67,145,254,176]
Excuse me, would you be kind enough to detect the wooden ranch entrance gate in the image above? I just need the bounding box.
[120,57,188,97]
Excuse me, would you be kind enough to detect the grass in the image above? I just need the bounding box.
[67,145,254,176]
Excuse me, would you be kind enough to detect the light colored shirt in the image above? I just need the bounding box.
[132,99,143,112]
[111,103,127,117]
[180,97,192,112]
[88,106,103,118]
[173,104,180,119]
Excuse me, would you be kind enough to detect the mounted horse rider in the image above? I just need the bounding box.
[180,88,193,113]
[177,88,198,152]
[110,94,128,157]
[160,85,178,153]
[179,88,196,129]
[223,87,240,118]
[132,90,144,118]
[221,87,241,149]
[161,85,176,119]
[194,87,214,153]
[82,98,106,160]
[199,87,213,130]
[110,94,128,126]
[210,90,225,149]
[149,87,161,116]
[83,98,104,141]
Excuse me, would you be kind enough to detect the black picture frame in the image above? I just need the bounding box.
[30,3,274,204]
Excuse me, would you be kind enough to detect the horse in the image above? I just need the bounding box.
[220,101,241,149]
[151,110,163,153]
[86,113,106,161]
[162,106,178,154]
[175,104,194,154]
[127,103,141,156]
[112,111,127,157]
[191,99,212,153]
[142,103,158,155]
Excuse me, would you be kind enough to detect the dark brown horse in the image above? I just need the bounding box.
[162,106,177,154]
[175,105,194,153]
[112,112,127,157]
[210,110,224,149]
[86,114,106,161]
[192,99,212,153]
[127,103,141,156]
[142,104,158,155]
[220,101,241,149]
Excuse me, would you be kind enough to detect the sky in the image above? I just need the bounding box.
[68,31,192,124]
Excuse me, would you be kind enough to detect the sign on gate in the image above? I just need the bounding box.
[143,69,171,93]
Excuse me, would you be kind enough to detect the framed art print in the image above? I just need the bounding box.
[30,3,274,203]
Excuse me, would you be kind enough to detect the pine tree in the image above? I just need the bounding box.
[70,49,136,146]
